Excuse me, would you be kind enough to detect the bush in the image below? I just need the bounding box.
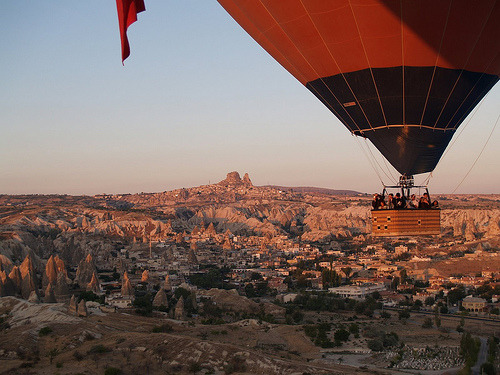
[367,339,384,351]
[152,323,173,333]
[73,351,83,361]
[422,318,433,328]
[348,323,359,335]
[380,311,391,319]
[88,345,111,354]
[398,310,410,320]
[38,326,53,336]
[334,329,350,342]
[104,368,122,375]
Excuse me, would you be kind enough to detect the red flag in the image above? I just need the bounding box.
[116,0,145,63]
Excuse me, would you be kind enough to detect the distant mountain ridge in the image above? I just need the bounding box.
[263,185,361,196]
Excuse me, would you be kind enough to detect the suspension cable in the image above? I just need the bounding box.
[440,92,490,163]
[367,140,398,184]
[363,138,398,185]
[354,136,385,187]
[452,113,500,193]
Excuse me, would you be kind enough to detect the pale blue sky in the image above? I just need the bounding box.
[1,1,499,195]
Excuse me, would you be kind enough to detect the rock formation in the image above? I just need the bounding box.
[174,296,185,320]
[218,171,247,186]
[187,249,198,264]
[0,254,12,272]
[21,271,37,300]
[242,173,252,186]
[68,295,78,315]
[163,275,172,292]
[0,271,15,296]
[19,254,36,279]
[43,255,58,288]
[78,299,88,317]
[222,238,232,251]
[121,272,134,296]
[205,222,217,236]
[44,283,57,303]
[8,266,22,294]
[28,290,40,303]
[152,288,168,308]
[191,226,201,236]
[465,218,477,242]
[86,272,100,294]
[54,272,70,302]
[75,254,97,287]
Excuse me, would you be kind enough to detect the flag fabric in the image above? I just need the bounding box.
[116,0,145,63]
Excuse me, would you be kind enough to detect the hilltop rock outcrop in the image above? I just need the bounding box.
[218,171,252,187]
[242,173,252,186]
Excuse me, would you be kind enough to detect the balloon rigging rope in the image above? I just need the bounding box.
[364,139,398,184]
[354,136,385,186]
[434,91,490,175]
[363,138,395,184]
[452,112,500,194]
[379,149,398,184]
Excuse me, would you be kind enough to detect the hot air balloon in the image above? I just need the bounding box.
[215,0,500,236]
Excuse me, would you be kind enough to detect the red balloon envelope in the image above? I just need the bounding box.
[217,0,500,175]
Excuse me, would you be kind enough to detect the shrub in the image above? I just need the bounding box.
[334,329,350,342]
[73,351,84,361]
[380,311,391,319]
[422,318,433,328]
[88,345,111,354]
[398,310,410,320]
[104,368,122,375]
[152,323,173,333]
[38,326,53,336]
[367,339,384,351]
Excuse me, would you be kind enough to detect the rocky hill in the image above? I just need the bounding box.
[0,172,499,268]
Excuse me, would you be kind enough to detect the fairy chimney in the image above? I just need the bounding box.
[174,296,185,320]
[75,254,97,287]
[78,299,88,317]
[43,255,58,288]
[21,271,37,300]
[68,295,78,315]
[121,272,134,296]
[152,288,168,308]
[44,283,57,303]
[163,275,172,292]
[55,272,70,302]
[8,266,22,294]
